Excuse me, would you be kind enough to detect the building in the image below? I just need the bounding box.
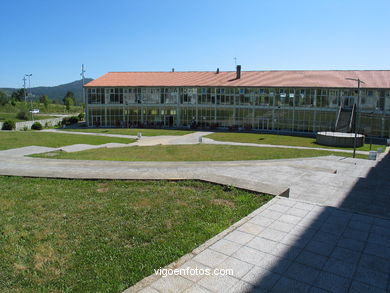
[84,68,390,138]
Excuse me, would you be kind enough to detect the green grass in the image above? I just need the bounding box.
[62,128,194,136]
[0,112,55,122]
[205,132,382,152]
[0,102,82,114]
[0,176,271,292]
[0,132,136,150]
[32,144,367,161]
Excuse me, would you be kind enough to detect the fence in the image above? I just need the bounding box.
[0,117,64,131]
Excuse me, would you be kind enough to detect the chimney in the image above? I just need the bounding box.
[216,68,220,74]
[236,65,241,79]
[172,68,175,72]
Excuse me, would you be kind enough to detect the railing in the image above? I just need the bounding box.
[349,103,356,132]
[335,105,342,130]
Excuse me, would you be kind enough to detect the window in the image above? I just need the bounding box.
[279,89,286,98]
[109,88,123,104]
[87,88,106,104]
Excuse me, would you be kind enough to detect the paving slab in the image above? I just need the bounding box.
[126,197,390,292]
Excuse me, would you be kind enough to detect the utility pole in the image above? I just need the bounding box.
[25,74,32,95]
[25,74,33,119]
[346,77,365,158]
[80,64,87,125]
[22,76,27,102]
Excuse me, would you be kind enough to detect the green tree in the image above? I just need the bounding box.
[11,88,27,102]
[39,95,50,109]
[0,91,8,106]
[64,96,74,111]
[63,91,76,105]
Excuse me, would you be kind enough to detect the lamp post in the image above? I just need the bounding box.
[22,76,27,102]
[80,64,87,125]
[346,77,365,158]
[25,74,33,120]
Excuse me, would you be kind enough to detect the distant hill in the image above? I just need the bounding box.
[1,78,93,104]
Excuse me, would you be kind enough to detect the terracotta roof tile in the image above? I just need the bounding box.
[85,70,390,89]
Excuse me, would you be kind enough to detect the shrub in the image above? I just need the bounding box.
[78,112,85,121]
[61,116,79,126]
[61,117,70,126]
[69,116,79,124]
[17,109,29,120]
[31,122,43,130]
[2,120,15,130]
[23,126,28,131]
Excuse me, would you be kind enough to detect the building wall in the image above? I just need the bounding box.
[85,87,390,137]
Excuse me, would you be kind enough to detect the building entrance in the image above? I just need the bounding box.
[92,115,102,127]
[258,118,270,130]
[342,97,355,108]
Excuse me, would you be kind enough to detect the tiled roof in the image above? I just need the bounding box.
[84,70,390,89]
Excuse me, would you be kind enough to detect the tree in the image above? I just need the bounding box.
[11,88,27,102]
[39,95,50,109]
[63,91,76,105]
[0,91,8,106]
[64,96,74,111]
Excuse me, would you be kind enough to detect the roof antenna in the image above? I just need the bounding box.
[234,57,237,66]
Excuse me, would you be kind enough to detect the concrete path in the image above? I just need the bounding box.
[128,196,390,293]
[41,128,138,139]
[126,151,390,293]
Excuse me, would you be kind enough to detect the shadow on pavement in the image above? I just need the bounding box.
[247,153,390,292]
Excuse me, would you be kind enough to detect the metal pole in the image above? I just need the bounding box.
[81,64,87,125]
[352,82,359,158]
[23,76,27,102]
[26,74,33,120]
[346,78,365,158]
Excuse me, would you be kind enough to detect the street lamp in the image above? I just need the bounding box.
[25,74,32,95]
[346,77,365,158]
[22,75,27,102]
[25,74,33,120]
[80,64,87,124]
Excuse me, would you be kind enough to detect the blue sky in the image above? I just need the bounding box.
[0,0,389,88]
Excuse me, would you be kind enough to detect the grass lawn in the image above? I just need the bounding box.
[32,144,367,161]
[0,131,136,150]
[205,132,382,152]
[62,128,194,136]
[0,103,82,114]
[0,176,271,292]
[0,112,55,122]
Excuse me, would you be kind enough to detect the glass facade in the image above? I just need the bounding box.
[86,87,390,137]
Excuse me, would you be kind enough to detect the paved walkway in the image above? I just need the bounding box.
[0,131,389,292]
[125,151,390,293]
[127,196,390,293]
